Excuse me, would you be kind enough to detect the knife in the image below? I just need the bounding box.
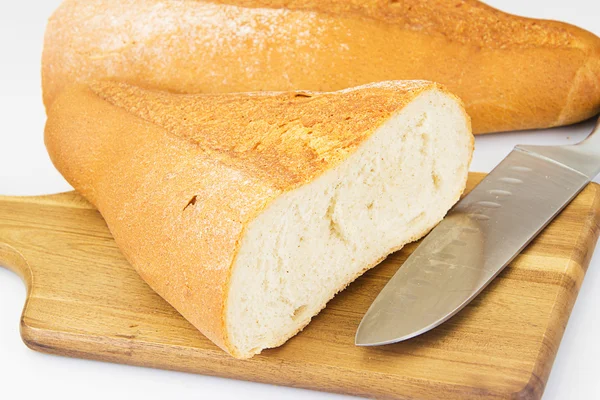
[356,117,600,346]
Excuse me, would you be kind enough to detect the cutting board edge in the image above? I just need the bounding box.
[0,191,94,209]
[18,320,521,400]
[518,181,600,399]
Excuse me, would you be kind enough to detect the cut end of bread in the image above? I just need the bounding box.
[226,89,472,358]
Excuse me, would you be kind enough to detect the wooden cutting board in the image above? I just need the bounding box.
[1,173,599,400]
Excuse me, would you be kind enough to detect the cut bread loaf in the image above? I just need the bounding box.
[43,0,600,134]
[45,80,473,358]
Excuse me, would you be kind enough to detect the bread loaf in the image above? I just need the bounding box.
[45,80,473,358]
[43,0,600,134]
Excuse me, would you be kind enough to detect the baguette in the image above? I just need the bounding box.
[43,0,600,134]
[45,80,473,358]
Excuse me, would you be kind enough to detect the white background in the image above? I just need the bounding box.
[0,1,598,399]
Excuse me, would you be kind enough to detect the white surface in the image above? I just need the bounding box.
[0,1,598,399]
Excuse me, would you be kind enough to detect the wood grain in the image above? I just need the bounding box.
[1,173,599,400]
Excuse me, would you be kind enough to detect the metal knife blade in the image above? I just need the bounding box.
[355,117,600,346]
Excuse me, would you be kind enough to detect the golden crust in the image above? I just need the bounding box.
[208,0,585,48]
[88,81,431,190]
[42,0,600,133]
[44,80,459,356]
